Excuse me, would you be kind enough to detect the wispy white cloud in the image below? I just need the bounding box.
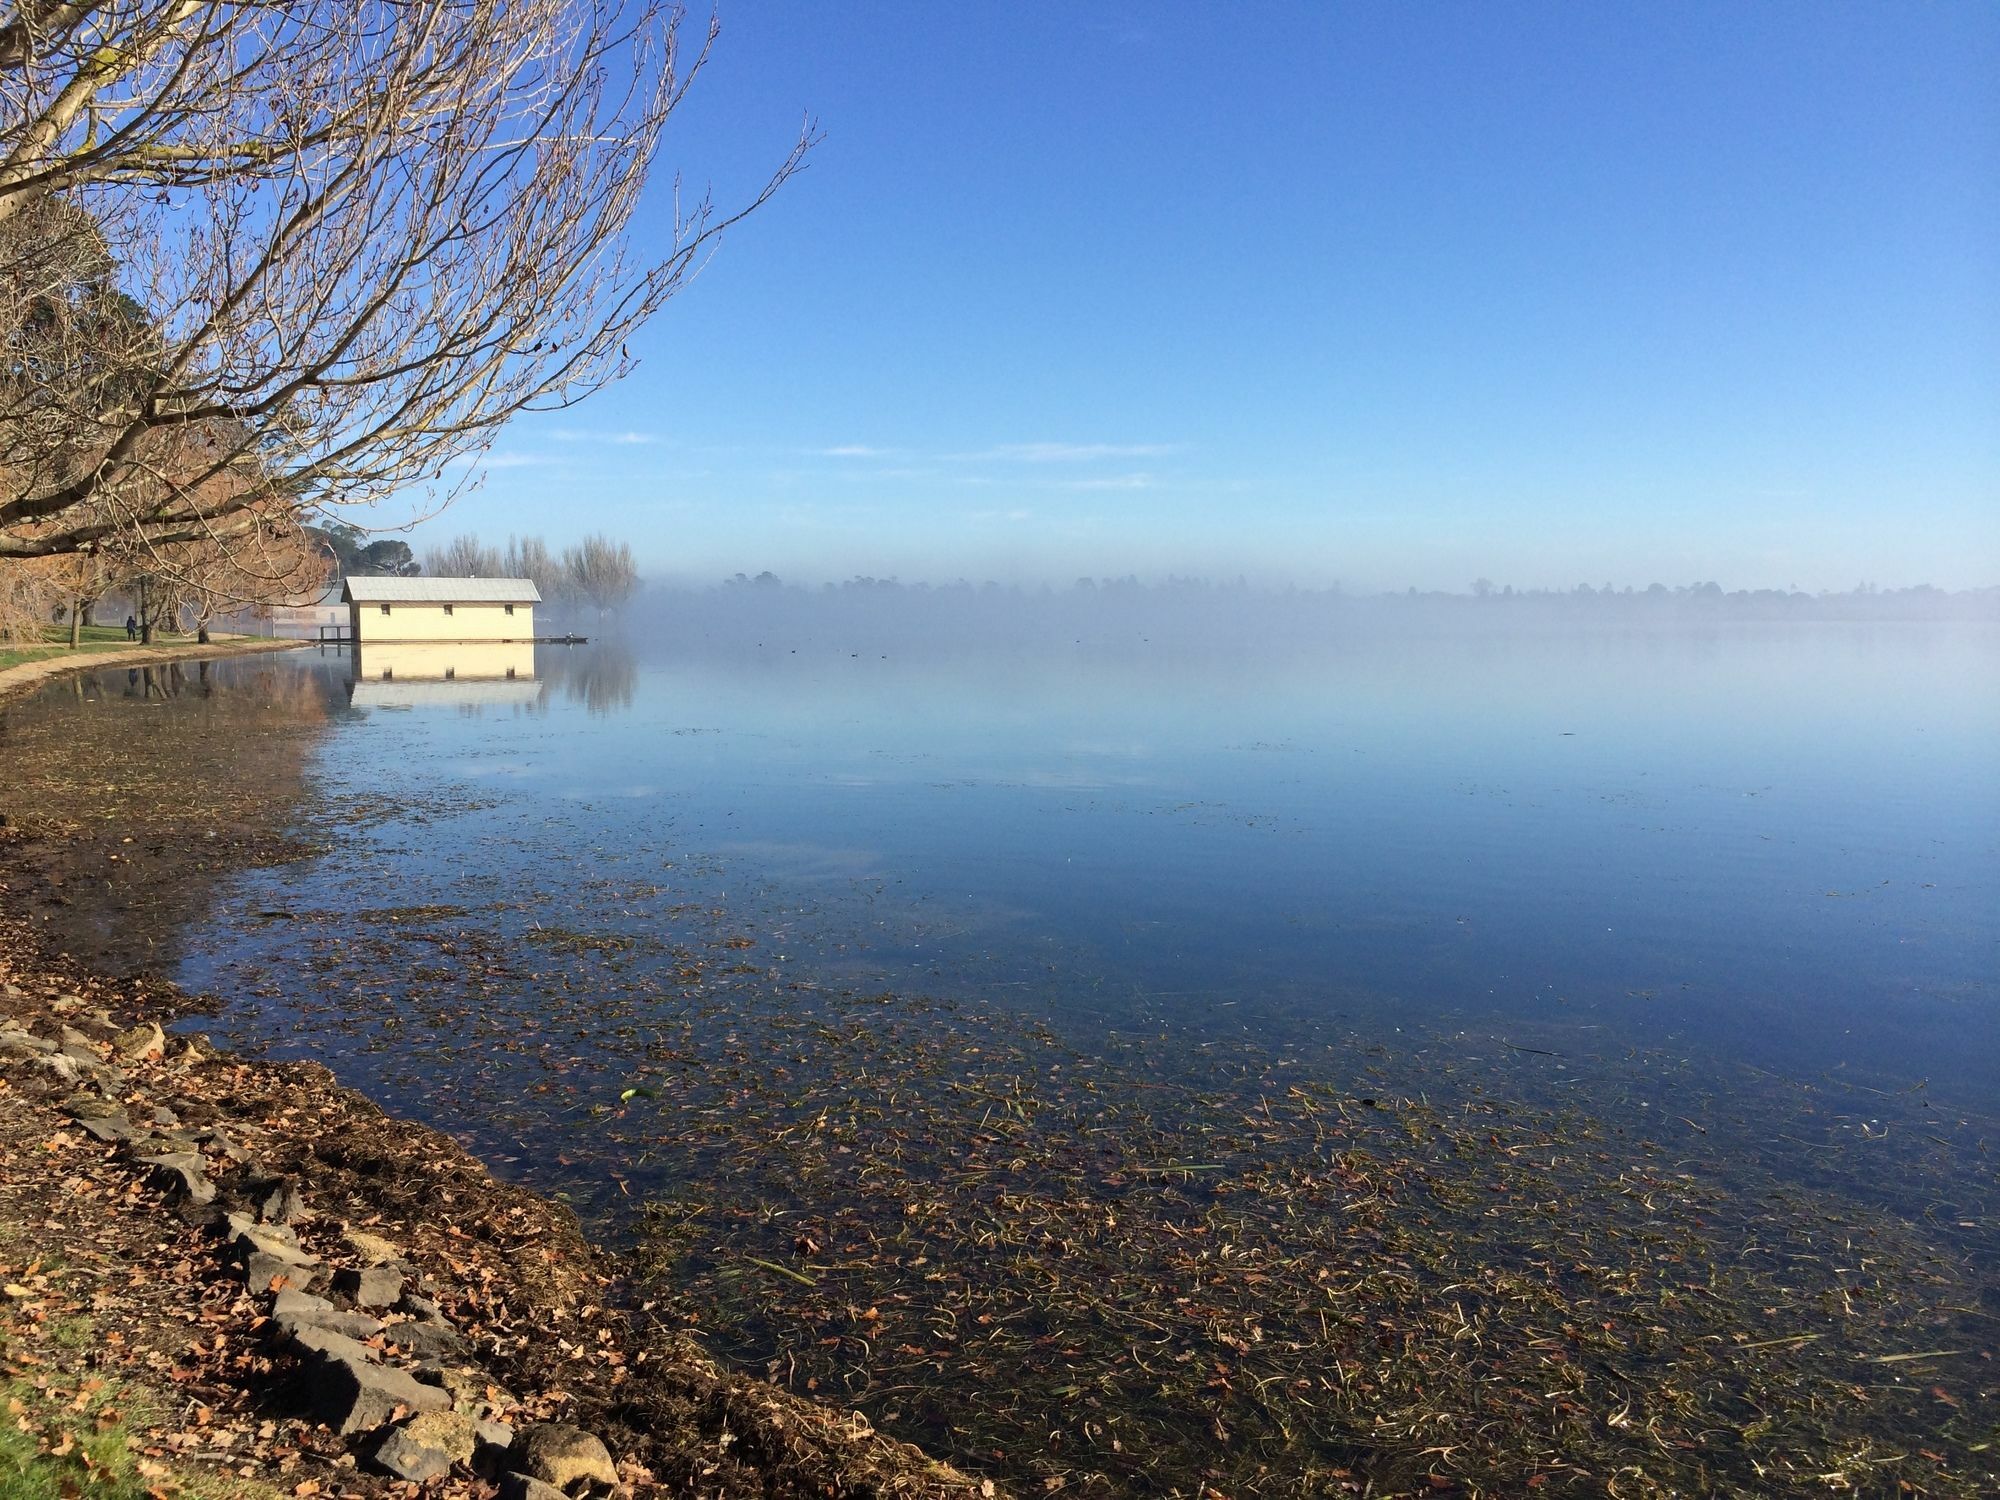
[971,442,1177,464]
[810,440,1176,465]
[548,428,655,445]
[1059,472,1155,491]
[969,507,1035,522]
[445,451,547,471]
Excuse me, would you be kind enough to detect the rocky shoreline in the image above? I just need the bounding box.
[0,815,994,1499]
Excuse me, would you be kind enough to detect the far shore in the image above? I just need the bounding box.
[0,633,308,706]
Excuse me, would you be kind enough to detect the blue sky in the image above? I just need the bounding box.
[406,3,1997,591]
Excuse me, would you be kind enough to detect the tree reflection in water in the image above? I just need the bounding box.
[536,641,635,717]
[0,654,350,976]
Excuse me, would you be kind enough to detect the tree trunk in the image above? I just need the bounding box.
[69,604,81,648]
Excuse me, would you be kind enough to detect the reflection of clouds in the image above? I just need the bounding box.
[713,840,885,880]
[1063,740,1154,759]
[995,768,1163,791]
[443,759,540,780]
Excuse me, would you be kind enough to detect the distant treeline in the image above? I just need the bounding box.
[624,572,1998,653]
[312,524,641,616]
[703,571,1991,614]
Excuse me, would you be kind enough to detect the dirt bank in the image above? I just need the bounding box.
[0,892,997,1500]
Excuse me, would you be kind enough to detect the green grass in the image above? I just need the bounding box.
[0,627,199,673]
[0,1373,278,1500]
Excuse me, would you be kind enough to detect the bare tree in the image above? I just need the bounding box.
[162,508,331,642]
[0,2,811,562]
[424,532,502,578]
[38,547,113,645]
[502,533,564,601]
[561,532,638,617]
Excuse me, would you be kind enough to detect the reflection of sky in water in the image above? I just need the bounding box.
[183,624,1998,1100]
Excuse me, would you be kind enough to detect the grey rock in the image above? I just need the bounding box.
[151,1107,179,1127]
[409,1362,516,1417]
[475,1420,514,1453]
[135,1149,204,1173]
[252,1177,305,1225]
[381,1318,465,1359]
[229,1216,316,1266]
[59,1051,121,1085]
[0,1030,56,1057]
[244,1251,321,1293]
[33,1054,81,1085]
[75,1110,137,1144]
[270,1286,383,1340]
[334,1265,404,1308]
[510,1424,617,1491]
[63,1094,124,1121]
[279,1308,383,1341]
[135,1152,216,1207]
[110,1022,165,1062]
[498,1476,569,1500]
[369,1411,478,1482]
[341,1230,405,1267]
[274,1289,336,1319]
[58,1025,98,1051]
[289,1324,449,1434]
[399,1293,446,1321]
[198,1126,251,1162]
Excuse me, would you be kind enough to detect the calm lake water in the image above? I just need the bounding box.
[168,623,1997,1094]
[9,620,1998,1493]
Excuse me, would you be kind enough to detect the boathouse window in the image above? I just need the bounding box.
[504,604,515,616]
[443,603,454,616]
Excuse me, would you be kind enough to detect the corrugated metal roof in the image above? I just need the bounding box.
[341,576,541,604]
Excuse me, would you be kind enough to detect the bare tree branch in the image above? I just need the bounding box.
[1,1,813,560]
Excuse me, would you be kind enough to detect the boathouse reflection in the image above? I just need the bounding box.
[347,641,538,709]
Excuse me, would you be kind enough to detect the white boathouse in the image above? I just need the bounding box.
[341,576,540,644]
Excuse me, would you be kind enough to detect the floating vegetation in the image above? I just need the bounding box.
[605,993,1997,1497]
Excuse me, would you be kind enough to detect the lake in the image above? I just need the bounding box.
[7,619,1996,1495]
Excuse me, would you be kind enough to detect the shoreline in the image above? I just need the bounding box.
[0,636,311,707]
[0,889,990,1500]
[4,641,1993,1497]
[0,755,991,1498]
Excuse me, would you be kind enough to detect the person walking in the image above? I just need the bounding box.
[124,614,138,641]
